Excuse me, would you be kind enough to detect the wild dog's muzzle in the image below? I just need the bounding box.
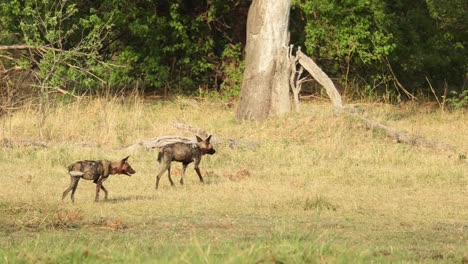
[207,148,216,155]
[124,168,136,176]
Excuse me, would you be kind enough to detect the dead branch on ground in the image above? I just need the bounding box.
[293,47,458,154]
[123,136,194,152]
[123,123,260,151]
[347,112,456,152]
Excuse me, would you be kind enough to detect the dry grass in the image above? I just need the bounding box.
[0,97,467,263]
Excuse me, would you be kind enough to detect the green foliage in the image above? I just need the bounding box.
[387,1,467,95]
[426,0,467,33]
[1,0,114,94]
[291,0,466,101]
[446,89,468,111]
[294,0,394,65]
[1,0,466,102]
[97,0,247,95]
[291,0,396,99]
[218,43,244,100]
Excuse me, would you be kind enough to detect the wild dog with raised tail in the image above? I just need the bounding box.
[62,156,136,203]
[155,135,216,189]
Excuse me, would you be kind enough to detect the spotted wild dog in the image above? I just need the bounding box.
[155,135,216,189]
[62,156,136,203]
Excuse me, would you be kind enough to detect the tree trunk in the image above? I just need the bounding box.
[236,0,292,121]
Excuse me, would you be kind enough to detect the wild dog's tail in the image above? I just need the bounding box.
[157,150,163,162]
[69,171,85,177]
[68,163,85,177]
[157,149,164,173]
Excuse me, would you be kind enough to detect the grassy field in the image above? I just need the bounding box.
[0,97,467,263]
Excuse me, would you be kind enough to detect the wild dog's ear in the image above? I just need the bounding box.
[206,135,212,142]
[122,156,130,163]
[196,135,203,142]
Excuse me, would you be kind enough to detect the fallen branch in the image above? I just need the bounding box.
[346,112,456,152]
[123,136,194,152]
[294,48,458,154]
[123,123,261,151]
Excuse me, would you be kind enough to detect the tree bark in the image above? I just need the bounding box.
[236,0,292,121]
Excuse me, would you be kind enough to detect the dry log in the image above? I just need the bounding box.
[123,136,194,152]
[347,112,456,152]
[295,49,458,154]
[123,123,260,151]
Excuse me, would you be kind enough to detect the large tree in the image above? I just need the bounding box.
[236,0,292,121]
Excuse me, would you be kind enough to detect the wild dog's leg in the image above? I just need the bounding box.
[167,163,174,186]
[193,159,204,184]
[62,177,74,200]
[100,185,108,200]
[62,176,79,202]
[180,163,189,185]
[69,177,80,203]
[194,167,204,183]
[95,183,101,202]
[156,161,170,190]
[95,177,109,202]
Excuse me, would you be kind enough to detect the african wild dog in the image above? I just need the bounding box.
[155,135,216,189]
[62,156,136,203]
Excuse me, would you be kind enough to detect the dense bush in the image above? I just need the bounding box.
[0,0,466,102]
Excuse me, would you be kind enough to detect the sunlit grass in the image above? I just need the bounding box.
[0,98,467,263]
